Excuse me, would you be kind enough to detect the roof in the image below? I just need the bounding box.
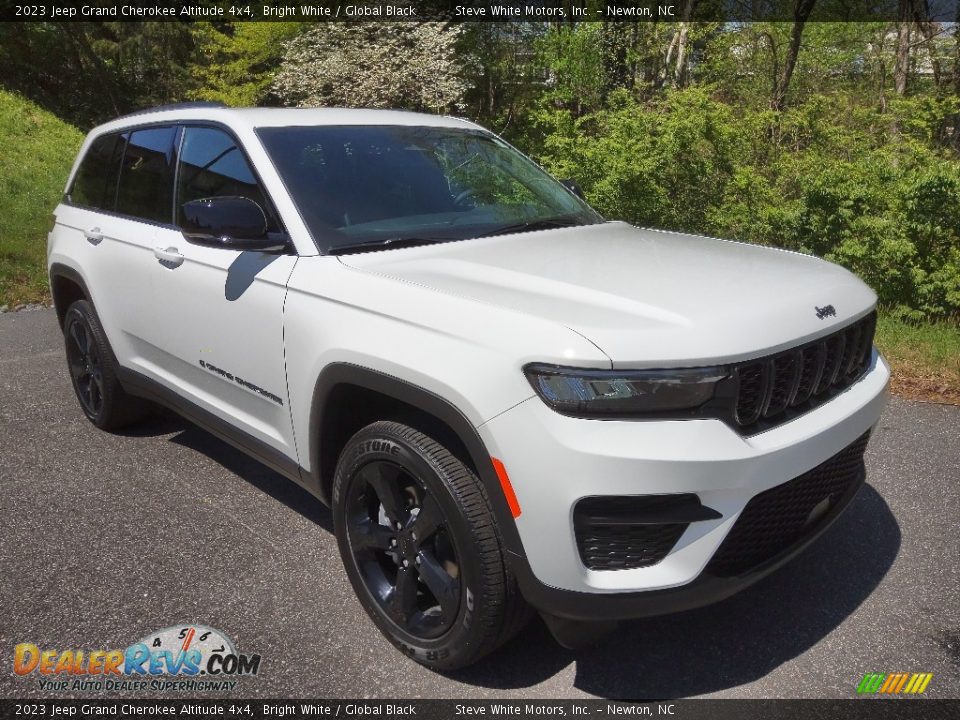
[89,105,482,137]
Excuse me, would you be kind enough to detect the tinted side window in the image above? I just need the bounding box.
[116,126,177,223]
[175,126,275,230]
[69,133,124,210]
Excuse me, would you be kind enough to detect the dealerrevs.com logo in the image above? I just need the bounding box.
[13,625,261,693]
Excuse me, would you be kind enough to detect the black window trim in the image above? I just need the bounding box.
[64,118,292,254]
[170,125,186,227]
[111,132,129,214]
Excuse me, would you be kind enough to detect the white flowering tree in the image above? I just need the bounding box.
[271,23,470,114]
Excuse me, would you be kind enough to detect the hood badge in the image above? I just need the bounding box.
[815,304,837,320]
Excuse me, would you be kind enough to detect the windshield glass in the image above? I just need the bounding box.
[256,125,602,253]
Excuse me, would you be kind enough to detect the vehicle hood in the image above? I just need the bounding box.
[338,222,877,367]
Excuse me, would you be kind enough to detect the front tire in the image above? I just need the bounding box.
[63,299,147,430]
[332,421,529,671]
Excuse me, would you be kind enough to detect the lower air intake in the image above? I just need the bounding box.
[705,432,871,577]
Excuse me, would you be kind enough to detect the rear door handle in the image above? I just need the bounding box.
[154,246,185,268]
[84,227,103,245]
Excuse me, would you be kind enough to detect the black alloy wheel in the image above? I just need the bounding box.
[66,313,104,419]
[62,299,148,430]
[344,459,462,639]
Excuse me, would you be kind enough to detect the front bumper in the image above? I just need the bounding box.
[478,350,890,619]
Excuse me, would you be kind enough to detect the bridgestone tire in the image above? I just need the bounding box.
[332,421,530,671]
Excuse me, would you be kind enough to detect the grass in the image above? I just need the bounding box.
[874,315,960,404]
[0,90,83,308]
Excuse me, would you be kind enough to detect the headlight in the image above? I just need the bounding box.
[523,364,728,417]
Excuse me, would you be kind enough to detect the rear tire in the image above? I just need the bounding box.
[63,299,148,431]
[332,421,530,671]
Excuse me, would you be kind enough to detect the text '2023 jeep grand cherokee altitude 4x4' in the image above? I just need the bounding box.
[49,103,889,670]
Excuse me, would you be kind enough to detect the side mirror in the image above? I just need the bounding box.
[560,179,586,200]
[181,196,286,252]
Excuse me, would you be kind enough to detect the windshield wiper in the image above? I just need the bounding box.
[330,236,452,255]
[331,217,588,254]
[477,217,586,238]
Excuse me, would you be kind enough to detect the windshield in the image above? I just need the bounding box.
[256,125,602,253]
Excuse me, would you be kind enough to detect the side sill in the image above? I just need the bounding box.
[116,367,316,497]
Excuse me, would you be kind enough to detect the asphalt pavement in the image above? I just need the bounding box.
[1,308,957,699]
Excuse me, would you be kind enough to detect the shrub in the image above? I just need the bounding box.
[528,88,960,320]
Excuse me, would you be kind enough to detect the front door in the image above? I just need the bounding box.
[142,125,298,460]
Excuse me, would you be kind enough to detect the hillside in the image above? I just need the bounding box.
[0,90,82,307]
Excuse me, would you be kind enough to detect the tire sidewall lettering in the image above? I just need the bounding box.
[352,439,402,460]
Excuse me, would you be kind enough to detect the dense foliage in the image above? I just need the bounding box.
[0,23,197,125]
[515,19,960,320]
[532,89,960,319]
[1,12,958,318]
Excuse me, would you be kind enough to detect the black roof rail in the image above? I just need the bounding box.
[115,101,229,121]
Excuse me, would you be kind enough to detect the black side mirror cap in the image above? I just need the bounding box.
[181,196,286,252]
[560,179,586,200]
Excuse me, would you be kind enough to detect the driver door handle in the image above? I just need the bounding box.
[154,246,185,268]
[84,227,103,245]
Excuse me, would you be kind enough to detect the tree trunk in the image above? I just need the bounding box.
[664,27,679,75]
[912,1,942,91]
[487,72,495,116]
[952,6,960,147]
[770,0,817,112]
[673,0,696,88]
[894,0,913,96]
[955,12,960,95]
[674,23,690,87]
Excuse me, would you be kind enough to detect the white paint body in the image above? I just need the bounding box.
[49,107,889,597]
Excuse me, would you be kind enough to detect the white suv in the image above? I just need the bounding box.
[49,103,889,670]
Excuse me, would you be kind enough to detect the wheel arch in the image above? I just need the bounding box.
[307,364,529,568]
[49,263,91,328]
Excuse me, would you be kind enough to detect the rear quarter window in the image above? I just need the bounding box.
[68,133,125,211]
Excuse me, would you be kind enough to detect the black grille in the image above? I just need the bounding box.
[732,312,876,433]
[576,524,687,571]
[734,362,766,425]
[574,495,692,571]
[705,432,871,577]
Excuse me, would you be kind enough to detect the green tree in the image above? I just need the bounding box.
[0,22,198,128]
[190,22,306,107]
[458,23,546,130]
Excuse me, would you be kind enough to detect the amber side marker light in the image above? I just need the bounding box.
[491,457,522,518]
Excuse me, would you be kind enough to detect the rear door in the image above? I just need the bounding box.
[143,124,298,459]
[106,125,182,367]
[55,128,174,369]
